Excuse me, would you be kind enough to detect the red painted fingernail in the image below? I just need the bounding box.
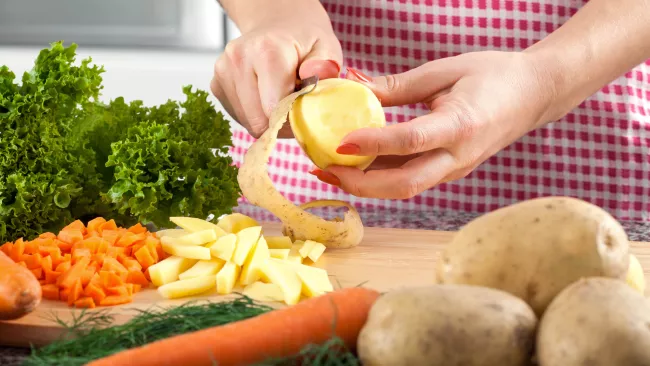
[308,168,320,176]
[327,60,341,73]
[314,170,341,187]
[345,67,371,83]
[336,143,361,155]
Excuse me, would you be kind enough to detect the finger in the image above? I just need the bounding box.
[254,44,300,119]
[298,37,342,80]
[211,62,249,129]
[338,108,465,156]
[324,149,456,200]
[234,64,269,138]
[345,57,464,107]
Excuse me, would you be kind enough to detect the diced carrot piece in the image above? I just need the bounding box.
[84,283,106,305]
[55,261,71,273]
[116,232,146,248]
[60,288,70,302]
[62,253,71,262]
[96,240,110,254]
[87,217,107,232]
[42,284,60,300]
[106,246,126,259]
[67,279,84,306]
[58,257,91,289]
[84,231,100,240]
[24,241,39,255]
[16,261,27,268]
[1,242,13,256]
[56,240,73,252]
[45,269,62,284]
[102,257,128,274]
[144,268,152,282]
[100,219,118,232]
[106,286,129,297]
[41,255,53,272]
[92,253,106,266]
[62,220,86,233]
[58,230,84,245]
[99,295,132,306]
[38,280,48,286]
[123,259,142,272]
[145,241,159,263]
[11,238,25,262]
[126,270,149,286]
[40,245,61,259]
[101,230,120,246]
[72,248,92,263]
[134,246,155,269]
[131,242,145,255]
[100,271,125,288]
[132,284,142,293]
[30,268,43,279]
[25,253,43,269]
[79,237,100,253]
[128,223,147,235]
[73,297,96,309]
[39,232,57,240]
[117,253,131,265]
[81,270,95,287]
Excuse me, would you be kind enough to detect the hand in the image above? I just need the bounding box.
[210,6,342,138]
[310,51,557,199]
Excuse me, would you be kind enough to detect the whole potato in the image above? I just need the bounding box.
[435,196,629,315]
[537,277,650,366]
[357,285,537,366]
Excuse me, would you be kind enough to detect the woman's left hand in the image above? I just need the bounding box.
[310,51,558,199]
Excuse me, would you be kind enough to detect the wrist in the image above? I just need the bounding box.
[223,0,330,34]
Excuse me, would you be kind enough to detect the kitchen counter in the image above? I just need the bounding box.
[2,203,650,365]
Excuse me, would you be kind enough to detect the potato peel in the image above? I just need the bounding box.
[237,79,364,249]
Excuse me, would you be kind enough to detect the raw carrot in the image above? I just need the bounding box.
[0,251,42,320]
[88,287,381,366]
[0,217,163,308]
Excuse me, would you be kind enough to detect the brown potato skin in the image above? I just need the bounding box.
[357,285,537,366]
[435,196,629,315]
[537,277,650,366]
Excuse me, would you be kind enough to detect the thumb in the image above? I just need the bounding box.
[298,38,342,80]
[345,57,464,107]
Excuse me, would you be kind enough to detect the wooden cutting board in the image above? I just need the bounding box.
[2,224,649,348]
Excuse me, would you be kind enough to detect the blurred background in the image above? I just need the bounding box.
[0,0,237,111]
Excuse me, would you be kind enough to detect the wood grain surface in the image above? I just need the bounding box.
[1,223,648,348]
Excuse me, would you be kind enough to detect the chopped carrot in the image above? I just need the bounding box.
[87,287,381,366]
[10,238,25,262]
[62,220,86,233]
[42,284,60,300]
[74,297,96,309]
[87,217,107,232]
[44,269,61,284]
[4,217,161,308]
[58,257,90,289]
[30,268,43,279]
[134,246,155,269]
[25,253,42,269]
[58,230,84,245]
[126,270,149,286]
[39,232,56,240]
[67,279,84,306]
[55,261,71,273]
[99,295,132,306]
[128,223,147,234]
[1,242,13,256]
[41,255,53,272]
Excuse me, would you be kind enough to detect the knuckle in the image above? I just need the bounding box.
[447,98,480,141]
[403,126,428,153]
[383,74,399,93]
[224,41,246,68]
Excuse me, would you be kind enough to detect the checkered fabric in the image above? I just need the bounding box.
[229,0,650,221]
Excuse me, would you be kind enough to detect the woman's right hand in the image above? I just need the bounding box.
[211,1,342,138]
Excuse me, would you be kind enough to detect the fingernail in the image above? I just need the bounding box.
[336,143,361,155]
[328,60,341,73]
[310,168,341,187]
[345,67,371,83]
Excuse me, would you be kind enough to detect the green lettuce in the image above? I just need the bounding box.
[0,41,240,242]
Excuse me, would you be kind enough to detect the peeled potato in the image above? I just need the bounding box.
[289,78,386,170]
[237,77,365,248]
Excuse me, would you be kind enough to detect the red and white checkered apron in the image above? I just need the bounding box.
[229,0,650,221]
